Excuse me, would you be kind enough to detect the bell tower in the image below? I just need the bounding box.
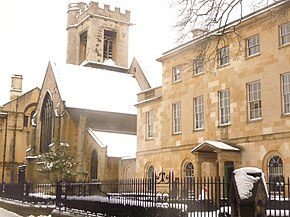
[66,2,131,69]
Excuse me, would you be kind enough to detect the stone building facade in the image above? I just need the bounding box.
[0,75,40,183]
[136,1,290,184]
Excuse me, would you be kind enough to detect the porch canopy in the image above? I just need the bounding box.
[191,140,240,153]
[191,140,240,177]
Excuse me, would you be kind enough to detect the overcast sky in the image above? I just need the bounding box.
[0,0,179,105]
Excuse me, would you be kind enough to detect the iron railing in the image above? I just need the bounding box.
[0,174,290,216]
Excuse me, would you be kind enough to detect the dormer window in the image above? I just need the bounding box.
[103,30,116,61]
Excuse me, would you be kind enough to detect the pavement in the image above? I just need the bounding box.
[0,207,22,217]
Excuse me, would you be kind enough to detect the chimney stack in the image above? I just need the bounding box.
[10,74,23,100]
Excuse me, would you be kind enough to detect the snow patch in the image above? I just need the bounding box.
[233,167,267,200]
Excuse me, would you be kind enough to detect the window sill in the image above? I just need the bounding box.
[172,132,182,136]
[245,53,261,59]
[248,117,263,123]
[281,113,290,118]
[193,72,204,77]
[172,80,182,84]
[278,42,290,49]
[145,137,154,141]
[218,63,230,69]
[193,128,204,132]
[218,123,231,128]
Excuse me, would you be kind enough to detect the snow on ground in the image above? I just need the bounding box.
[0,207,51,217]
[0,208,22,217]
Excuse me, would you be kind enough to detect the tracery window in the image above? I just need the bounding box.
[40,93,53,153]
[103,30,116,61]
[184,162,194,178]
[268,155,284,194]
[184,162,194,198]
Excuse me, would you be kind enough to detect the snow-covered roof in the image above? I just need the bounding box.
[51,62,141,114]
[233,167,268,200]
[191,140,240,153]
[89,129,137,158]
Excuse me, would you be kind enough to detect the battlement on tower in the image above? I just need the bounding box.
[68,1,130,25]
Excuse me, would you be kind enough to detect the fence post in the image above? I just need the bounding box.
[56,181,62,210]
[1,183,4,198]
[24,183,30,202]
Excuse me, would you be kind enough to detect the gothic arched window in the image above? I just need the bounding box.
[91,150,98,180]
[40,93,53,153]
[184,162,194,198]
[268,155,284,193]
[146,165,154,192]
[103,30,116,61]
[184,162,194,178]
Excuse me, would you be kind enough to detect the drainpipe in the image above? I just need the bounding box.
[11,97,18,183]
[1,111,8,183]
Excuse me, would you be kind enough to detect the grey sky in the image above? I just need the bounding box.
[0,0,178,105]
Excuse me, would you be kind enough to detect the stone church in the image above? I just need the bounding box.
[2,0,290,186]
[0,2,150,183]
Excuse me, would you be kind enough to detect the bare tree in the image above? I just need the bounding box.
[167,0,288,73]
[169,0,283,41]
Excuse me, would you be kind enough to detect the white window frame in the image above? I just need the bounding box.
[219,89,231,125]
[146,111,153,139]
[194,96,204,130]
[172,65,182,82]
[194,56,204,75]
[247,80,262,120]
[280,22,290,46]
[172,102,182,134]
[281,72,290,115]
[219,46,229,66]
[247,34,260,56]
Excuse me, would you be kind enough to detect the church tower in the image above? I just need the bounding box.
[66,2,131,69]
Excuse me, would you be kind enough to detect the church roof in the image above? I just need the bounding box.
[88,128,137,158]
[51,62,141,114]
